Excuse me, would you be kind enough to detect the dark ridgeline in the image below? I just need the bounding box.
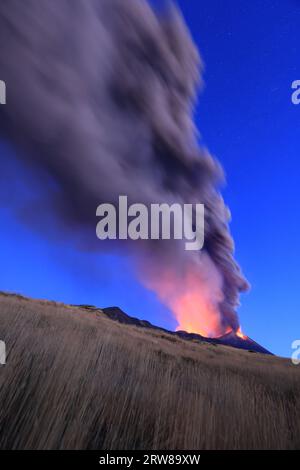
[93,306,272,355]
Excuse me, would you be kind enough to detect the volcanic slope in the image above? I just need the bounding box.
[0,292,299,450]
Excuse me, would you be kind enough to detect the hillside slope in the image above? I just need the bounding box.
[0,292,299,450]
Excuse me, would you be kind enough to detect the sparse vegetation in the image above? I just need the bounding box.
[0,292,299,450]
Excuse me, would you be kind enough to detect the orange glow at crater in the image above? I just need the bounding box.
[141,253,248,340]
[173,289,225,338]
[236,327,247,340]
[142,254,232,339]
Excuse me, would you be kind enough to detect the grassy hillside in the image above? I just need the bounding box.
[0,292,299,450]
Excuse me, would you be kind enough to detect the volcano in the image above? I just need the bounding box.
[76,305,272,355]
[211,330,272,355]
[1,291,299,451]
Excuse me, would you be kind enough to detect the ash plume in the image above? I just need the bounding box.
[0,0,249,334]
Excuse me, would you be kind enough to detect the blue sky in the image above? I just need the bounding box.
[0,0,300,356]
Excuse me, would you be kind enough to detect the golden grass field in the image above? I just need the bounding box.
[0,291,299,450]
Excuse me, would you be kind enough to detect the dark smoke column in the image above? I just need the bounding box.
[0,0,249,334]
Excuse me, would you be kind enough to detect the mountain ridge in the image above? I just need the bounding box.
[75,304,273,355]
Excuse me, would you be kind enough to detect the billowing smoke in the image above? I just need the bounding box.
[0,0,249,335]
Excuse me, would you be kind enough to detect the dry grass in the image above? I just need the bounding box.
[0,291,299,450]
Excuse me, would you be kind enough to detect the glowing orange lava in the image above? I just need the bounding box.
[173,289,225,338]
[236,327,247,340]
[141,254,246,340]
